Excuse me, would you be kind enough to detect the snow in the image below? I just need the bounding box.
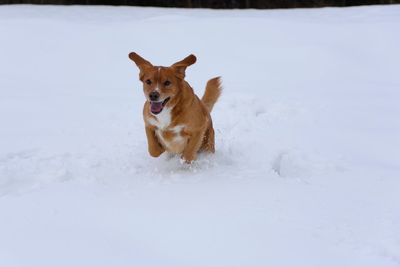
[1,4,400,267]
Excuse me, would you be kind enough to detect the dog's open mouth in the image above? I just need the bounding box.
[150,97,170,115]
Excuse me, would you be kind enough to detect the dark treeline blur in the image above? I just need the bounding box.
[0,0,399,8]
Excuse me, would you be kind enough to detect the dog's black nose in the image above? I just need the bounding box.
[149,91,159,101]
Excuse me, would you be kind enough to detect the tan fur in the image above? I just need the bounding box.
[202,77,222,113]
[129,52,222,163]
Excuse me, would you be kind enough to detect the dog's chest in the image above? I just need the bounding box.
[147,107,171,130]
[146,109,187,153]
[155,125,186,153]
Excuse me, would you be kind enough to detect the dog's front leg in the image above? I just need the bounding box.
[182,130,205,163]
[145,126,165,157]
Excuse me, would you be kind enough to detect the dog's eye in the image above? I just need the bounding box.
[164,81,171,86]
[145,79,152,85]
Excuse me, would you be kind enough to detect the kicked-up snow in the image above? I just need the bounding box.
[0,4,400,267]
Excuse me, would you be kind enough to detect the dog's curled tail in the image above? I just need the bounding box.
[202,77,222,113]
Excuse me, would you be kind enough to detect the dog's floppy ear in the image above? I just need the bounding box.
[128,52,153,80]
[171,54,197,79]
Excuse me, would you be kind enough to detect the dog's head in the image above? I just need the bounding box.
[128,52,196,115]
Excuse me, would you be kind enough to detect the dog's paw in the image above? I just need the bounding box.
[180,157,194,164]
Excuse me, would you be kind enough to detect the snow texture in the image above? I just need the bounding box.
[0,4,400,267]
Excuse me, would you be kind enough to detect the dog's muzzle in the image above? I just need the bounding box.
[150,97,170,115]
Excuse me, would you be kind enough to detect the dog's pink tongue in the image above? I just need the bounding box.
[150,102,163,113]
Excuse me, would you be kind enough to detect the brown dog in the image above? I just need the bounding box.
[128,52,222,163]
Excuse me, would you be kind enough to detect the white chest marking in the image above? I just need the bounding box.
[171,125,184,134]
[173,135,184,143]
[171,125,185,143]
[147,107,171,130]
